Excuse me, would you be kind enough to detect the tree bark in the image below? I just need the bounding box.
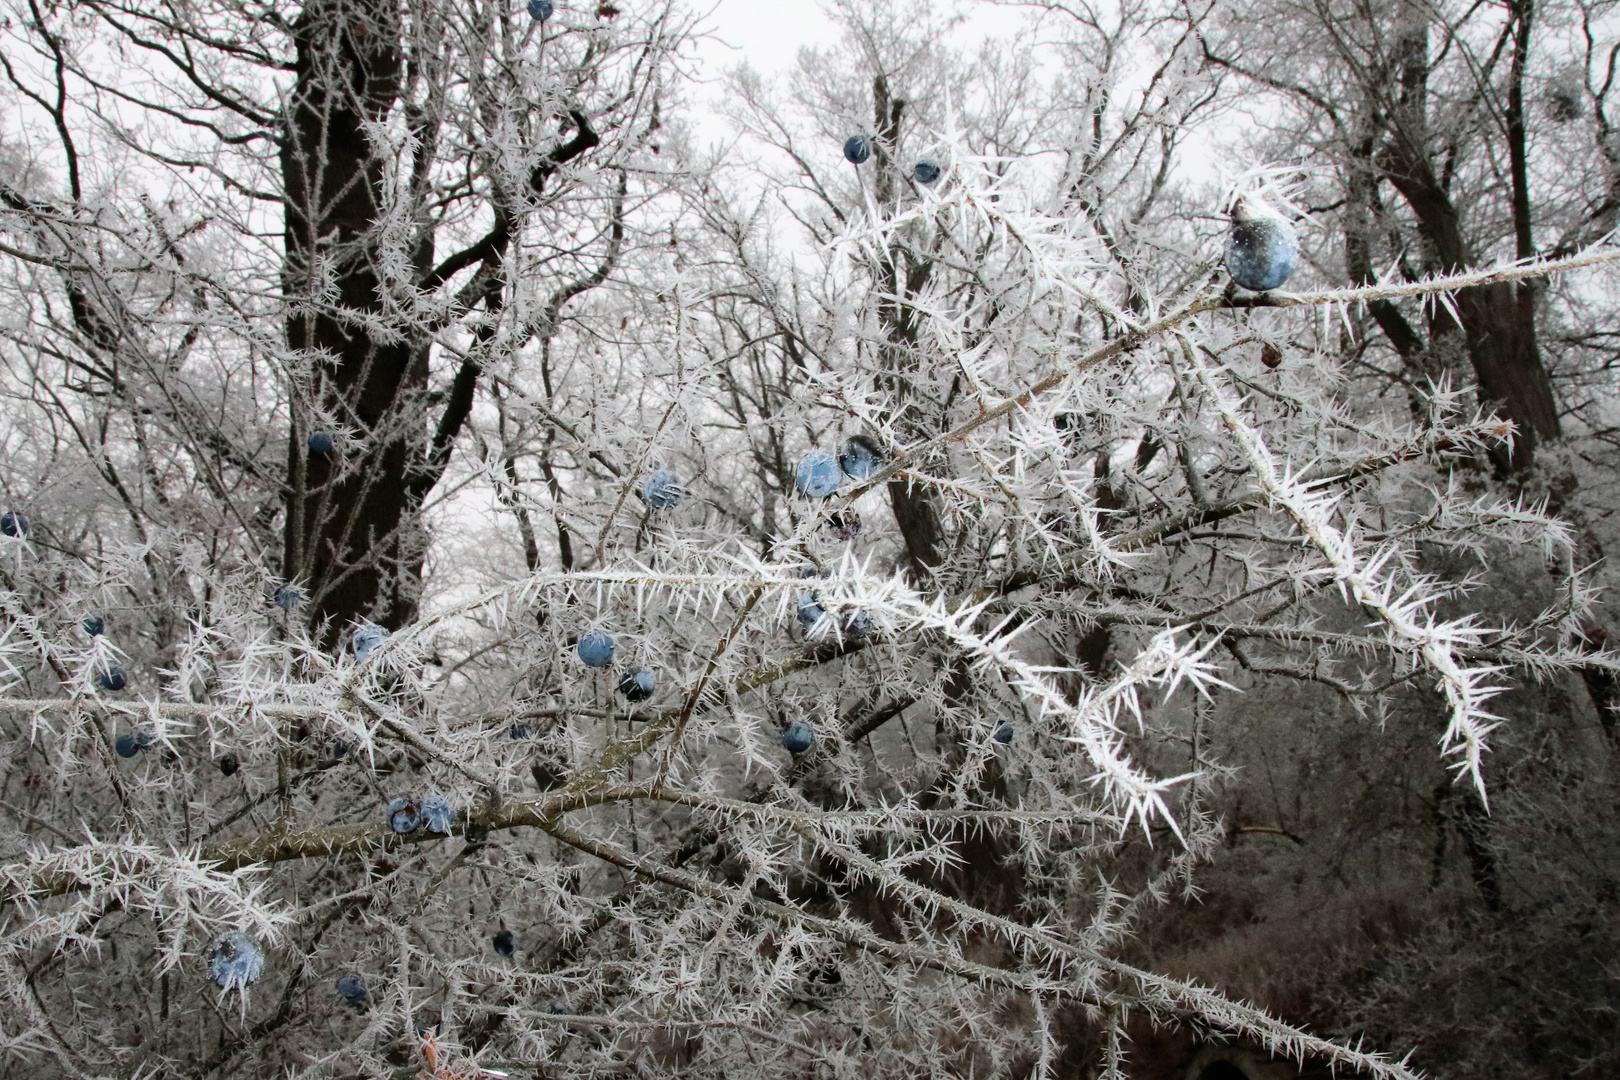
[280,0,419,641]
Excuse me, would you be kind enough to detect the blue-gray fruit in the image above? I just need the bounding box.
[529,0,554,19]
[618,667,656,702]
[352,623,386,662]
[837,436,882,481]
[83,616,104,636]
[642,470,684,511]
[209,932,265,991]
[781,721,813,755]
[577,629,615,668]
[1225,196,1298,292]
[387,796,422,834]
[0,511,28,538]
[843,135,872,165]
[795,451,841,498]
[914,159,941,184]
[336,973,366,1005]
[96,667,127,692]
[307,431,334,456]
[421,795,455,833]
[493,929,519,957]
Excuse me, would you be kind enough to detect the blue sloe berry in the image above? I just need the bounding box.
[332,740,350,759]
[843,135,872,165]
[510,723,531,739]
[336,973,367,1006]
[493,929,519,957]
[795,451,842,498]
[352,623,386,662]
[837,435,882,480]
[1225,196,1298,292]
[307,431,334,456]
[914,159,941,185]
[844,610,874,640]
[993,721,1013,744]
[0,511,28,538]
[796,592,826,633]
[273,584,303,612]
[642,470,684,511]
[219,752,239,777]
[82,615,104,636]
[617,667,656,702]
[387,796,422,834]
[577,629,615,668]
[781,720,813,755]
[96,666,127,692]
[115,732,141,758]
[548,1001,571,1014]
[209,932,265,991]
[528,0,554,20]
[421,795,456,834]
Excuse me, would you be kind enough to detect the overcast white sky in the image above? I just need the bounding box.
[691,0,843,83]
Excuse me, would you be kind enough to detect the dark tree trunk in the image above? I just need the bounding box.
[1372,6,1558,474]
[280,0,420,642]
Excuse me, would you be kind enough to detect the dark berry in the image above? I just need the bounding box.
[0,511,28,538]
[336,973,367,1005]
[781,721,814,755]
[843,135,872,165]
[387,796,422,834]
[493,929,519,957]
[82,616,104,636]
[96,666,127,692]
[219,752,239,777]
[617,667,656,702]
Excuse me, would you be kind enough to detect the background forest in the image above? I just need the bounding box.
[0,0,1617,1078]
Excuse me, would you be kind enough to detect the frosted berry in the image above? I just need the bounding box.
[332,740,351,759]
[993,721,1013,744]
[493,929,519,957]
[827,510,861,540]
[96,666,127,692]
[336,973,367,1006]
[387,796,422,834]
[1225,195,1298,292]
[115,732,141,758]
[307,431,334,456]
[577,629,615,668]
[209,932,265,991]
[843,135,873,165]
[82,615,104,636]
[548,1001,571,1014]
[796,451,842,498]
[0,511,28,538]
[219,752,239,777]
[618,667,656,702]
[421,795,456,834]
[797,592,827,633]
[781,720,814,755]
[914,159,941,184]
[510,723,531,739]
[844,610,874,640]
[642,470,684,511]
[528,0,554,20]
[273,584,303,611]
[837,436,882,480]
[352,623,386,662]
